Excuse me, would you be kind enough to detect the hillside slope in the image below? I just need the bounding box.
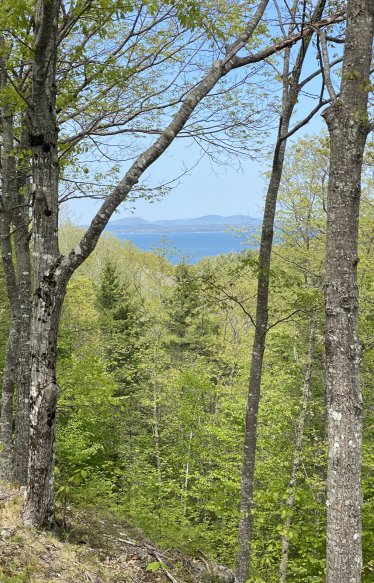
[0,484,235,583]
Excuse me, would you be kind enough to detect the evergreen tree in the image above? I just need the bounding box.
[97,260,145,395]
[165,263,219,361]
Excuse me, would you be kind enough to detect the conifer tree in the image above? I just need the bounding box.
[97,260,144,396]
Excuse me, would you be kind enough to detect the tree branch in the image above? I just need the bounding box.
[232,10,346,69]
[59,0,271,279]
[319,30,338,101]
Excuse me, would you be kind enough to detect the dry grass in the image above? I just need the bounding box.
[0,483,190,583]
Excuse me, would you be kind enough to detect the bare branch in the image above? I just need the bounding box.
[232,10,346,69]
[299,56,342,89]
[266,309,308,333]
[281,97,331,141]
[319,30,338,101]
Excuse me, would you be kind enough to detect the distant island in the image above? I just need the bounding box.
[105,214,261,234]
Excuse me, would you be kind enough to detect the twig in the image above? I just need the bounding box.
[153,551,179,583]
[102,533,178,580]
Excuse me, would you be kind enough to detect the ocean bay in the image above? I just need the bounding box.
[116,230,256,264]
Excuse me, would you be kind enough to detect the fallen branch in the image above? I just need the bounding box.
[102,534,179,582]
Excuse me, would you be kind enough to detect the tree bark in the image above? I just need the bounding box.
[0,134,33,487]
[0,39,32,485]
[23,0,61,527]
[322,0,373,580]
[0,312,19,481]
[12,178,32,485]
[0,78,20,480]
[23,282,65,527]
[236,2,326,580]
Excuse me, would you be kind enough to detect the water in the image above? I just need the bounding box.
[115,231,256,264]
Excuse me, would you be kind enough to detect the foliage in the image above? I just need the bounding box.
[1,133,372,579]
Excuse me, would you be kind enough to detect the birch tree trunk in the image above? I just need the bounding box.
[322,0,373,580]
[279,316,317,582]
[236,2,326,580]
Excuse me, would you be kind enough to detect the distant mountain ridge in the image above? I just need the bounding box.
[106,214,260,234]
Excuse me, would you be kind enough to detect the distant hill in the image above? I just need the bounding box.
[156,214,259,227]
[106,214,260,234]
[110,216,152,226]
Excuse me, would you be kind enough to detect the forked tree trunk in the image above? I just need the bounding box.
[279,316,317,582]
[21,0,339,527]
[236,3,326,580]
[322,0,373,580]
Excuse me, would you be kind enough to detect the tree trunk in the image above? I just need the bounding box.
[9,135,32,484]
[23,0,61,527]
[279,316,317,582]
[13,199,32,485]
[322,0,373,580]
[0,314,19,480]
[23,285,64,527]
[0,165,32,485]
[236,133,287,581]
[152,344,162,484]
[236,3,326,580]
[0,86,20,480]
[0,211,18,482]
[0,38,32,484]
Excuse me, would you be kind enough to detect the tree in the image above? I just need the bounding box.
[0,262,9,410]
[25,0,275,526]
[97,259,145,394]
[321,0,373,580]
[235,0,337,578]
[0,55,32,482]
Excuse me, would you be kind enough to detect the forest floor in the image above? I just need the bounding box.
[0,483,233,583]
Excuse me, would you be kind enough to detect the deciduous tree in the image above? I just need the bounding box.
[321,0,373,580]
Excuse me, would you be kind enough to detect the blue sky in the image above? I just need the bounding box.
[69,117,325,224]
[67,9,338,225]
[68,94,329,225]
[69,139,269,223]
